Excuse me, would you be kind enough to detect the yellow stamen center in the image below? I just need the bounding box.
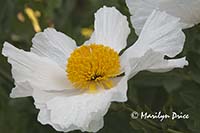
[66,44,121,92]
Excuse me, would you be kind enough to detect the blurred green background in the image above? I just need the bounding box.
[0,0,200,133]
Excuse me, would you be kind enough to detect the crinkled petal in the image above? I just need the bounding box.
[120,10,188,78]
[125,49,188,79]
[31,28,77,69]
[148,57,188,73]
[84,6,130,53]
[121,10,185,68]
[126,0,200,35]
[38,92,112,132]
[37,74,128,132]
[2,42,73,94]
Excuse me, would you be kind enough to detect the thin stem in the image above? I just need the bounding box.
[167,128,185,133]
[122,103,134,112]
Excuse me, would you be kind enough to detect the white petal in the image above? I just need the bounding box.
[10,81,33,98]
[2,42,72,95]
[138,10,185,58]
[36,74,129,132]
[108,76,129,102]
[84,6,130,53]
[31,28,77,69]
[121,10,185,68]
[39,92,112,132]
[33,88,82,109]
[126,0,200,35]
[38,106,51,125]
[148,57,188,73]
[125,49,188,79]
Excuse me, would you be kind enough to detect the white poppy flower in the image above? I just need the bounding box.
[2,7,188,132]
[126,0,200,35]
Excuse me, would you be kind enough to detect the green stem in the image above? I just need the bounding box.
[122,103,134,112]
[167,128,185,133]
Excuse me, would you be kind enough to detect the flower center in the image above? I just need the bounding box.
[66,44,121,92]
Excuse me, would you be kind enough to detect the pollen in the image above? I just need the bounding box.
[66,44,121,92]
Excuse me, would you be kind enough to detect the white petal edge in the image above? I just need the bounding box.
[31,28,77,69]
[121,10,185,68]
[148,57,188,73]
[125,49,188,79]
[126,0,200,35]
[10,81,33,98]
[84,6,130,53]
[2,42,73,94]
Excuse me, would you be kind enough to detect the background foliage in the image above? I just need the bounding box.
[0,0,200,133]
